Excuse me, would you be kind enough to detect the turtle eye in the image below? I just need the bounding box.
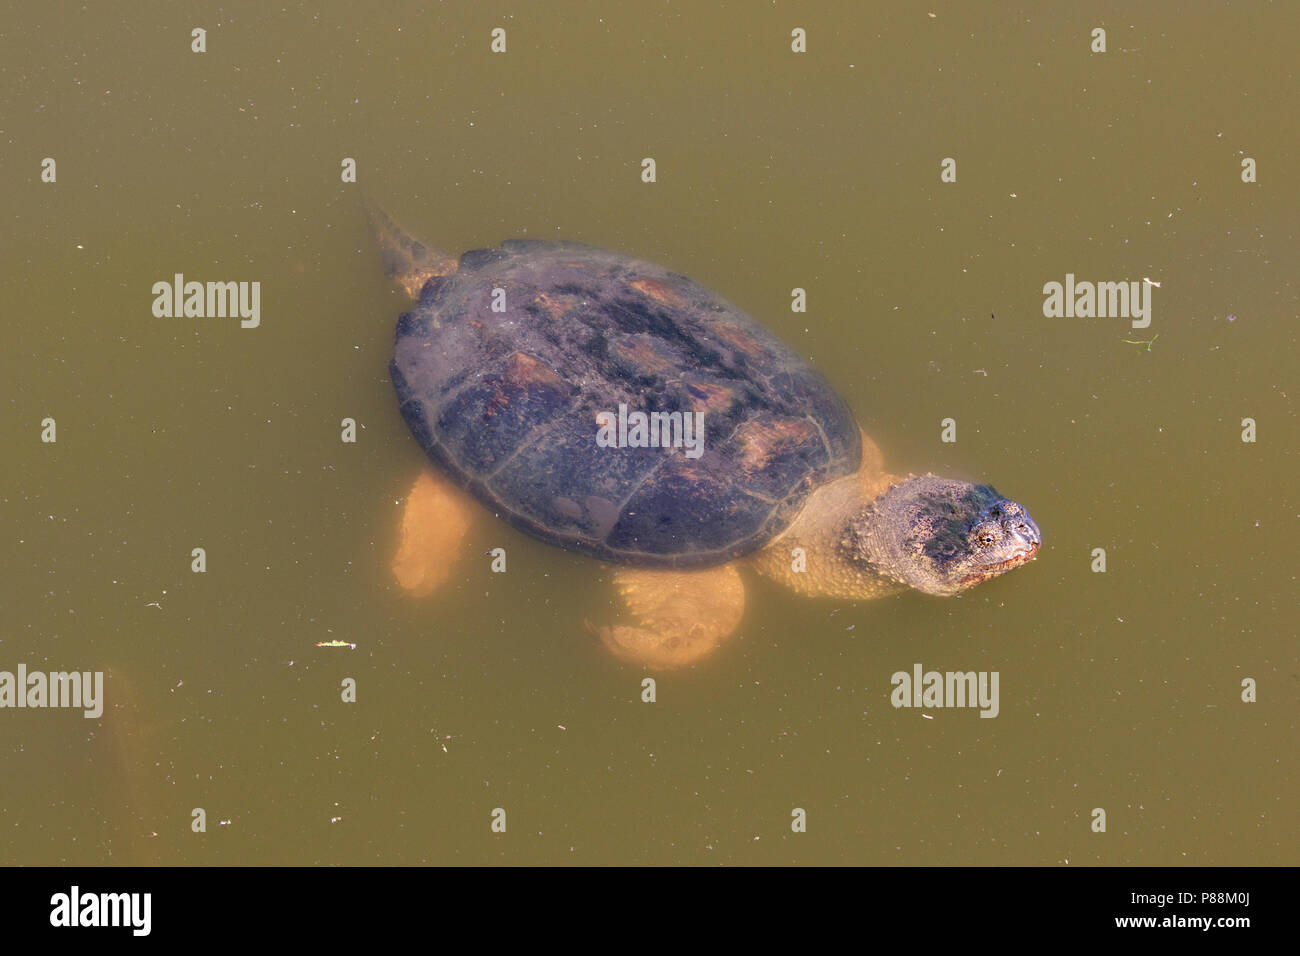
[977,530,996,547]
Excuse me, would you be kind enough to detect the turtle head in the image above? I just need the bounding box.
[849,475,1041,596]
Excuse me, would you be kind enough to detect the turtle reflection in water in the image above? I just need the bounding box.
[373,204,1041,669]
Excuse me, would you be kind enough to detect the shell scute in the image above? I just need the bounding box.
[391,241,859,566]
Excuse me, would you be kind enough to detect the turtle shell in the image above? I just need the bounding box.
[390,240,861,568]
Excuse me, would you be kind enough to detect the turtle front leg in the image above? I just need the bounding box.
[592,565,745,669]
[390,470,475,597]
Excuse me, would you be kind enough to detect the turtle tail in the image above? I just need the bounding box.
[364,196,458,299]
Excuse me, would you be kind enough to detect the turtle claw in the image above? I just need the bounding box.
[592,565,745,669]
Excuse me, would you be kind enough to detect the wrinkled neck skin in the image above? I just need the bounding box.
[848,475,1041,596]
[751,465,901,600]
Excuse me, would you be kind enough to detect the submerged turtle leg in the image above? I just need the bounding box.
[593,565,746,669]
[365,198,458,298]
[391,470,475,597]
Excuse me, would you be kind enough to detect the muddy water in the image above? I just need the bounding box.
[1,2,1294,865]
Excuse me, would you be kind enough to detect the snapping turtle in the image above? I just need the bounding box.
[372,204,1041,668]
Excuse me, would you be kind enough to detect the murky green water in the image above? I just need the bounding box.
[2,2,1294,865]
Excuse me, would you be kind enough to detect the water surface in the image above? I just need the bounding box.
[1,1,1294,865]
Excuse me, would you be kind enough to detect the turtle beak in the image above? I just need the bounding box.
[965,500,1041,582]
[986,507,1041,570]
[1005,512,1041,558]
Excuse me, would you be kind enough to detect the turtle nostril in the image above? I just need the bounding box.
[1006,520,1039,545]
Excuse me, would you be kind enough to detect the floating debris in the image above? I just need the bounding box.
[315,640,357,650]
[1121,334,1159,352]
